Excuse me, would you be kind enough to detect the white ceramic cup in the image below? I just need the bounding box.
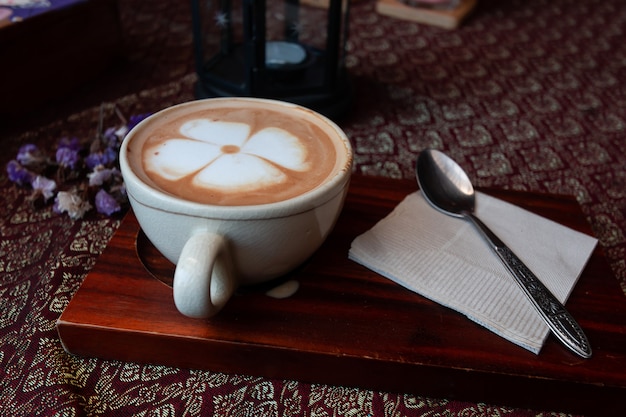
[119,98,353,318]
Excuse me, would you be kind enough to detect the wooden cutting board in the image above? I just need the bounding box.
[57,175,626,416]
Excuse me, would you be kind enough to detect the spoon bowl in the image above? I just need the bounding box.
[416,148,474,218]
[416,148,592,359]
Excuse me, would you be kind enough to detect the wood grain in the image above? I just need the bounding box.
[57,175,626,416]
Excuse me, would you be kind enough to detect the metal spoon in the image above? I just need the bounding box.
[416,148,592,358]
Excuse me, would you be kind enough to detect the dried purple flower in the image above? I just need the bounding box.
[56,147,80,170]
[127,113,151,132]
[16,144,46,168]
[53,190,92,220]
[102,127,122,148]
[88,166,120,187]
[31,176,57,202]
[6,160,35,186]
[58,137,82,151]
[95,189,120,216]
[85,147,117,170]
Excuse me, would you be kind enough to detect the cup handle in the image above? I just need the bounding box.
[173,232,236,318]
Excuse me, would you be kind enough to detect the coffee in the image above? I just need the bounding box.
[129,101,341,206]
[120,98,353,317]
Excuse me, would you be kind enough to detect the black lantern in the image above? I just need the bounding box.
[190,0,352,119]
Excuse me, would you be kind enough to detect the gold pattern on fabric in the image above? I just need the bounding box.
[1,0,626,416]
[310,385,374,417]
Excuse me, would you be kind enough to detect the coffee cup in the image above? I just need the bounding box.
[119,98,353,318]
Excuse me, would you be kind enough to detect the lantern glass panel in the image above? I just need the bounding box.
[192,0,352,118]
[192,0,246,93]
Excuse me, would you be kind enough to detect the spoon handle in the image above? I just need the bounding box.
[463,212,592,359]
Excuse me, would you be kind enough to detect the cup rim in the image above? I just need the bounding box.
[119,97,353,220]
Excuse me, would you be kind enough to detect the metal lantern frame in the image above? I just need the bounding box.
[191,0,352,118]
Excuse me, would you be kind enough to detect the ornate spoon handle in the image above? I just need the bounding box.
[464,212,592,359]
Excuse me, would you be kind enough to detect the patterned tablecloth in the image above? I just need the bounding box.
[1,0,625,416]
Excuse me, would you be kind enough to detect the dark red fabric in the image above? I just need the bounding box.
[1,0,624,415]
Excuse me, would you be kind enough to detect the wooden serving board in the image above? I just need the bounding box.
[57,175,626,416]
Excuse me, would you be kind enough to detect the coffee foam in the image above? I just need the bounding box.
[133,102,341,206]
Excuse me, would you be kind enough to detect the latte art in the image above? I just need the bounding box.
[137,104,340,206]
[146,120,310,192]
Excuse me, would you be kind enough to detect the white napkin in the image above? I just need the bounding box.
[349,191,597,353]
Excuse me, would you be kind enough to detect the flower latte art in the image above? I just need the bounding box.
[147,120,310,192]
[136,104,341,206]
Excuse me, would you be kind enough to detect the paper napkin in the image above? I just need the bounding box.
[349,191,597,353]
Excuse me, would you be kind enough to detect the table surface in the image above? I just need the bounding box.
[2,0,626,416]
